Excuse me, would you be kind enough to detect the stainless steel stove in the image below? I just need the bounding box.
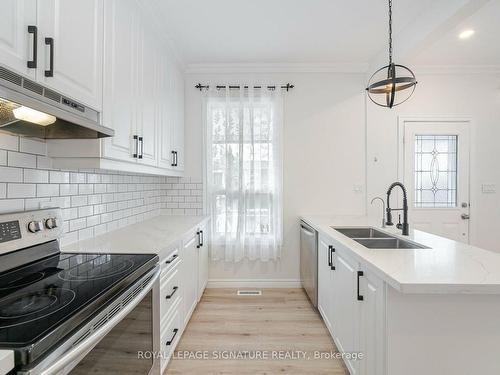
[0,209,160,375]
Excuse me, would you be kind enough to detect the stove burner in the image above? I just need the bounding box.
[0,272,45,290]
[58,257,135,282]
[0,287,75,327]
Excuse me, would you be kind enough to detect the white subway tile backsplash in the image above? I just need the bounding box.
[24,169,49,183]
[37,184,60,197]
[0,166,23,183]
[0,135,204,246]
[0,199,24,213]
[0,134,18,151]
[0,150,6,166]
[7,184,36,198]
[60,184,78,196]
[49,171,70,183]
[20,138,47,155]
[7,151,37,168]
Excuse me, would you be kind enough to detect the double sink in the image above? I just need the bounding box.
[332,227,429,249]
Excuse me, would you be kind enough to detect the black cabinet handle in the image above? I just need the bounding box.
[166,328,178,346]
[200,230,204,247]
[133,135,138,158]
[165,253,178,264]
[196,231,201,248]
[174,151,178,166]
[327,245,332,267]
[44,37,54,77]
[357,271,364,301]
[27,26,37,68]
[171,150,176,167]
[138,136,143,159]
[165,286,178,299]
[329,246,335,270]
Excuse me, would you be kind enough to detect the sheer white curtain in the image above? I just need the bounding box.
[204,85,283,262]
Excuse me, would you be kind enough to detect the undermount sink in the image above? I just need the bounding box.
[332,227,392,239]
[332,226,430,250]
[353,237,429,249]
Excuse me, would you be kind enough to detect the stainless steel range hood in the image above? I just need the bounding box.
[0,66,113,139]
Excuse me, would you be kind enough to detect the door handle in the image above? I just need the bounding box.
[174,151,178,166]
[328,246,335,270]
[357,271,364,301]
[461,213,470,220]
[166,328,179,346]
[171,150,176,167]
[27,26,37,68]
[200,230,204,247]
[44,37,54,77]
[165,286,178,299]
[133,135,138,158]
[328,245,332,267]
[196,231,201,248]
[138,136,143,159]
[165,253,178,264]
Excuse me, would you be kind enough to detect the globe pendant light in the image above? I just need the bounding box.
[366,0,417,108]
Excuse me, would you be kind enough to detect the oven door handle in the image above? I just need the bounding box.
[33,265,160,375]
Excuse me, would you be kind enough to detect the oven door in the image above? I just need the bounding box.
[21,266,161,375]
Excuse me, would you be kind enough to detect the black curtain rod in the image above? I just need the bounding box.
[195,83,294,92]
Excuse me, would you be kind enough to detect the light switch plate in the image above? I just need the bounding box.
[482,184,496,193]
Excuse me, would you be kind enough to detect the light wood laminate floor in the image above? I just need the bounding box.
[165,288,348,375]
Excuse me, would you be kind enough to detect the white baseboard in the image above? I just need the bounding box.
[207,278,302,288]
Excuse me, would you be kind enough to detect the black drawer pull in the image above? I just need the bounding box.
[44,37,54,77]
[27,25,37,68]
[165,286,178,299]
[200,230,204,247]
[166,328,179,346]
[329,246,335,270]
[196,231,200,248]
[165,253,178,264]
[357,271,364,301]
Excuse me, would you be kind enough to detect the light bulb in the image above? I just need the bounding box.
[12,106,56,126]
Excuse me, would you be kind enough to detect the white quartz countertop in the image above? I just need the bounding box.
[0,350,14,375]
[302,215,500,294]
[62,215,209,262]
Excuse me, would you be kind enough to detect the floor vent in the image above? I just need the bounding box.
[237,290,262,296]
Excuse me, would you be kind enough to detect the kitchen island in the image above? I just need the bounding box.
[302,215,500,375]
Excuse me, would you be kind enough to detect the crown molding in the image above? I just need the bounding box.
[185,62,370,74]
[413,65,500,75]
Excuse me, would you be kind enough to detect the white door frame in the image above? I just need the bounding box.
[397,115,473,242]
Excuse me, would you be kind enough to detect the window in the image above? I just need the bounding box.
[414,135,457,208]
[205,89,283,262]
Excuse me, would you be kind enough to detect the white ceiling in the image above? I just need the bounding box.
[150,0,499,67]
[412,0,500,66]
[151,0,435,65]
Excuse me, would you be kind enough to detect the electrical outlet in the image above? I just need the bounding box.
[482,184,496,194]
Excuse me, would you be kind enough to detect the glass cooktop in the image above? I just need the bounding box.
[0,242,158,365]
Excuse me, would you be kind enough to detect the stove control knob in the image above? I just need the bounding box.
[28,221,44,233]
[45,217,58,229]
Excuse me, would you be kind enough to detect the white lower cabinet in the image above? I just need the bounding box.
[318,234,386,375]
[158,220,210,372]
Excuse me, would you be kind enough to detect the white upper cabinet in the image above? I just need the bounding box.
[137,18,158,167]
[171,66,185,171]
[101,0,137,163]
[37,0,103,110]
[0,0,37,79]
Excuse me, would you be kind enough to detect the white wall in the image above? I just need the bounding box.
[184,72,367,284]
[366,70,500,251]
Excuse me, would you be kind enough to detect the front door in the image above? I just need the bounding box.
[402,120,470,243]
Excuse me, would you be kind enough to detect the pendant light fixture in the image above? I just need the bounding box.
[366,0,417,108]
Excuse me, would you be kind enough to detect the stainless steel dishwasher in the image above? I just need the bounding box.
[300,220,318,307]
